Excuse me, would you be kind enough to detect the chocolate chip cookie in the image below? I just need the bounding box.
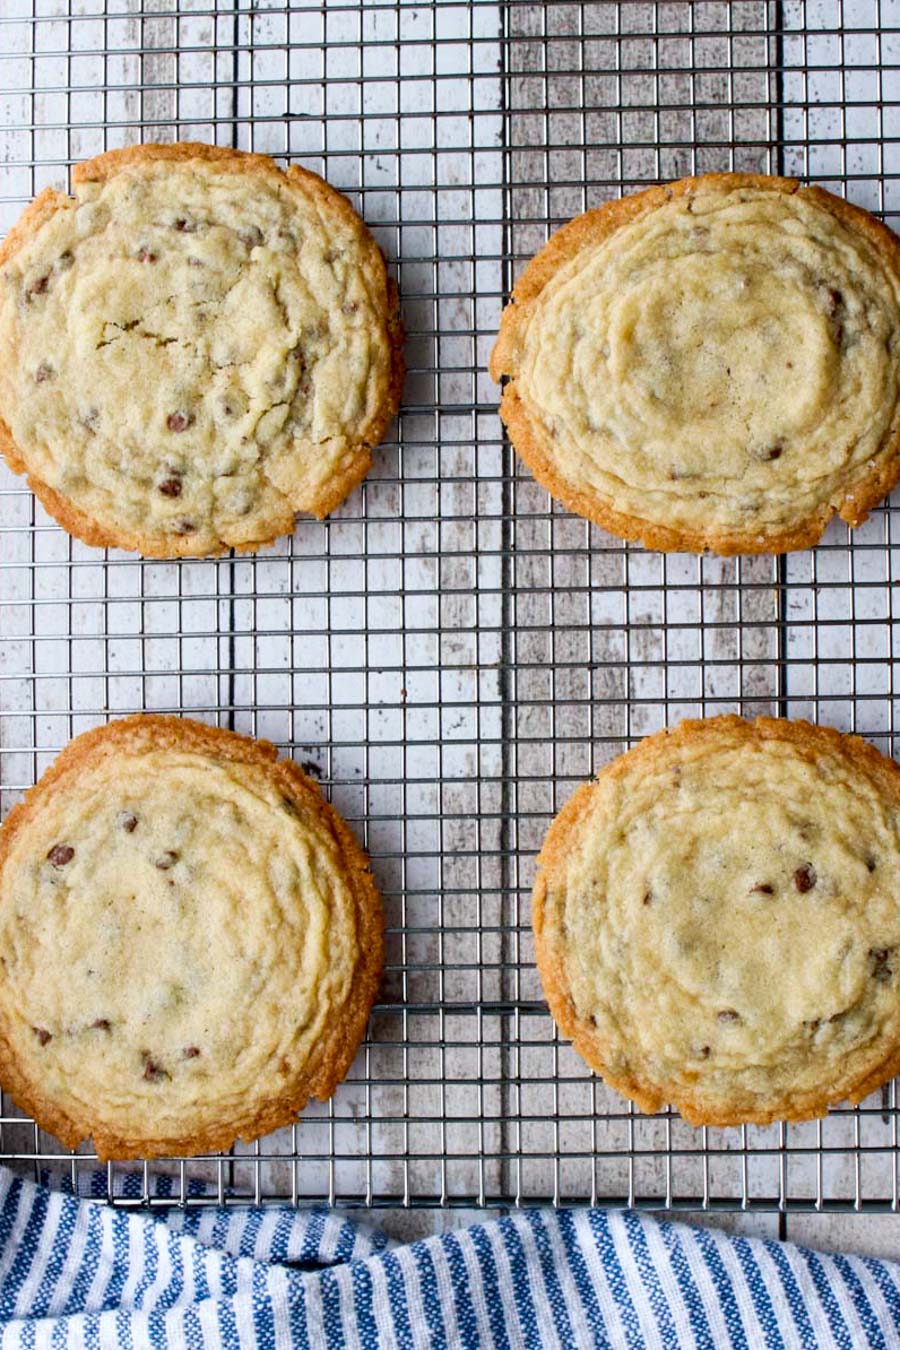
[490,174,900,554]
[0,142,404,556]
[533,716,900,1125]
[0,715,383,1159]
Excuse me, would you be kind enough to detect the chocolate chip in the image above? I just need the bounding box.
[176,520,195,535]
[137,248,157,263]
[699,1045,711,1059]
[324,247,343,264]
[142,1055,169,1082]
[118,811,138,833]
[717,1009,741,1023]
[750,882,774,895]
[642,889,653,906]
[866,855,878,873]
[804,1017,822,1033]
[57,251,74,270]
[793,864,816,893]
[758,444,782,462]
[47,844,74,867]
[166,411,193,433]
[183,1046,201,1059]
[91,1018,111,1031]
[870,947,894,983]
[159,476,182,498]
[239,226,263,248]
[32,1027,51,1046]
[35,362,53,383]
[155,850,179,870]
[26,274,49,300]
[341,301,359,315]
[824,287,843,315]
[173,218,197,233]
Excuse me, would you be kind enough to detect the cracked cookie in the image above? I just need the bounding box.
[0,142,404,556]
[533,715,900,1125]
[0,715,383,1159]
[490,174,900,554]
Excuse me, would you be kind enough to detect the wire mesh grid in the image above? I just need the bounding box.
[0,0,899,1212]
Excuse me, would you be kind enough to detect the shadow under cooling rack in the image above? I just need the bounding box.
[1,0,900,1210]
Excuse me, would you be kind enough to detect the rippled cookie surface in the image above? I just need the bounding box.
[533,716,900,1124]
[491,175,900,554]
[0,143,403,556]
[0,715,383,1159]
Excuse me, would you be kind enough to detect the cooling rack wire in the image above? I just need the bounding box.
[1,0,899,1216]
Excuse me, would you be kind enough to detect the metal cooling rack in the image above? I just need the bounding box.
[1,0,899,1214]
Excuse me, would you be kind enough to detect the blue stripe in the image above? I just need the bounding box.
[180,1302,205,1350]
[301,1208,328,1265]
[803,1251,853,1349]
[156,1228,187,1313]
[190,1224,212,1307]
[655,1216,716,1349]
[621,1209,680,1348]
[0,1180,48,1317]
[287,1270,311,1348]
[318,1266,349,1346]
[60,1200,103,1316]
[332,1216,361,1265]
[29,1196,76,1318]
[521,1212,578,1347]
[762,1240,819,1349]
[379,1248,415,1350]
[557,1211,608,1345]
[468,1223,512,1350]
[692,1224,750,1348]
[251,1264,277,1347]
[133,1207,159,1311]
[238,1206,265,1260]
[832,1254,886,1350]
[859,1255,900,1335]
[97,1209,132,1314]
[586,1210,644,1346]
[497,1215,543,1347]
[728,1236,784,1350]
[441,1231,480,1349]
[267,1209,298,1264]
[215,1286,240,1346]
[350,1259,379,1350]
[16,1316,35,1350]
[84,1308,101,1350]
[114,1304,134,1350]
[411,1237,447,1349]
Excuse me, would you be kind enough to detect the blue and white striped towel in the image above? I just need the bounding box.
[1,1164,899,1347]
